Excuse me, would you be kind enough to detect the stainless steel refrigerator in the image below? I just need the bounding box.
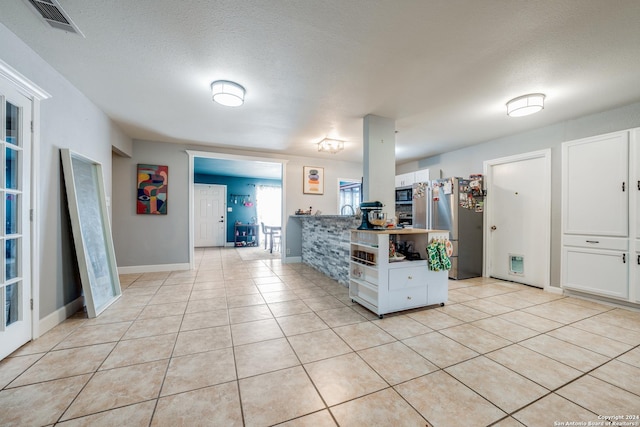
[413,177,484,279]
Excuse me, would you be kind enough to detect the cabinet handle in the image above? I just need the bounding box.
[622,181,626,192]
[637,254,640,265]
[407,296,412,300]
[637,180,640,191]
[407,276,413,280]
[585,240,599,244]
[623,253,626,263]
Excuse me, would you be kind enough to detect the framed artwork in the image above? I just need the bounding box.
[61,149,122,317]
[303,166,324,194]
[137,164,168,214]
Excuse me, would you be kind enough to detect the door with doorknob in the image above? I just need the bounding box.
[486,153,550,288]
[194,184,227,247]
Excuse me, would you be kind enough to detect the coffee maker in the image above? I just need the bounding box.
[358,201,384,230]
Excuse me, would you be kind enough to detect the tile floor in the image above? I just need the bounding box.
[1,247,640,426]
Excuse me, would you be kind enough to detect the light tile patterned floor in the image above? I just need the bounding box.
[1,247,640,426]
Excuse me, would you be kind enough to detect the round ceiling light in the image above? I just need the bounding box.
[506,93,545,117]
[211,80,245,107]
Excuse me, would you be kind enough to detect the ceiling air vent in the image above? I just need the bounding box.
[24,0,85,37]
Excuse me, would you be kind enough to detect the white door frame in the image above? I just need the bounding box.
[0,59,51,341]
[483,149,552,290]
[186,150,287,270]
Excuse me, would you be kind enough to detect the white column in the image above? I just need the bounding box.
[363,114,396,217]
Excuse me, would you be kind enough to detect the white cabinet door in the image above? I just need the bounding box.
[562,132,629,237]
[563,247,629,299]
[395,172,415,188]
[633,129,640,240]
[414,169,430,183]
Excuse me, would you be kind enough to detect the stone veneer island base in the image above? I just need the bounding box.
[294,215,360,286]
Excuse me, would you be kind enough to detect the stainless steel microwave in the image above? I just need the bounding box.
[395,187,412,202]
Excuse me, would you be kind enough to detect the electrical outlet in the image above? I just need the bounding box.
[286,248,291,255]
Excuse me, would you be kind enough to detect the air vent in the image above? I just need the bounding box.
[24,0,84,37]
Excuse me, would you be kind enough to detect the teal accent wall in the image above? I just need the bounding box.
[194,174,281,242]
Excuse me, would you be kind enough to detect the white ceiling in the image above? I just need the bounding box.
[2,1,640,164]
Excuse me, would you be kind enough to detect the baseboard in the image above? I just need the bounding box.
[38,297,84,336]
[544,285,564,295]
[117,263,191,275]
[283,256,302,264]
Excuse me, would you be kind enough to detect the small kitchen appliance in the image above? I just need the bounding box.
[358,201,385,230]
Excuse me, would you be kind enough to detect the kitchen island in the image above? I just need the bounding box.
[349,228,449,317]
[292,215,360,286]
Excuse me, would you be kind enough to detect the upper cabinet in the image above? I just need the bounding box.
[395,168,432,188]
[395,172,415,188]
[562,131,629,237]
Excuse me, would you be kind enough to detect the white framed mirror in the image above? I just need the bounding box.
[61,149,121,318]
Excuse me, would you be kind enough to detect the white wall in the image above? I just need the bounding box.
[0,23,132,321]
[398,101,640,288]
[112,139,362,267]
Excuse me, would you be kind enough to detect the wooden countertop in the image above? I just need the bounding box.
[353,228,448,235]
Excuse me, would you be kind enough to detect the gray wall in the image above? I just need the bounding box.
[0,23,132,320]
[112,140,363,267]
[398,101,640,287]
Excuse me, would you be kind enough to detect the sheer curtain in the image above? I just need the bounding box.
[256,184,282,244]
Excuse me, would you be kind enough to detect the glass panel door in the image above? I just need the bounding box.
[0,79,32,360]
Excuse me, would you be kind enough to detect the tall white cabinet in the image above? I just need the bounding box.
[562,129,639,303]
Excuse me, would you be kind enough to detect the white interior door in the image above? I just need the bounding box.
[485,150,550,288]
[0,79,32,359]
[194,184,226,247]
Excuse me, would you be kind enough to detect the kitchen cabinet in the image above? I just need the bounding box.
[349,229,448,317]
[414,169,430,183]
[562,131,628,237]
[561,129,639,304]
[395,172,415,188]
[395,168,432,188]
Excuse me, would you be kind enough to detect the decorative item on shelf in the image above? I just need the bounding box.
[295,206,313,215]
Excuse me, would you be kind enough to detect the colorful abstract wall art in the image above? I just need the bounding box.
[303,166,324,194]
[137,164,168,214]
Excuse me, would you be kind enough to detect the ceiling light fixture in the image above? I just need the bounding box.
[317,138,345,154]
[211,80,245,107]
[506,93,545,117]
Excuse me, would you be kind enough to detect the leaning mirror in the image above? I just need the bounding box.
[61,149,121,317]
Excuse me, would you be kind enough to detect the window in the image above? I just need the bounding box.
[339,180,361,214]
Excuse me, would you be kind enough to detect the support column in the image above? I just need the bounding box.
[363,114,396,218]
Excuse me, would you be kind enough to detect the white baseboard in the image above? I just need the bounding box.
[117,263,191,275]
[283,256,302,264]
[544,285,564,295]
[38,297,84,336]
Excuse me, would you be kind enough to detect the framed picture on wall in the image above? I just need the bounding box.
[303,166,324,195]
[137,164,168,214]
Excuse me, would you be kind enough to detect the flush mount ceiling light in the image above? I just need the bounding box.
[317,138,345,154]
[506,93,545,117]
[211,80,245,107]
